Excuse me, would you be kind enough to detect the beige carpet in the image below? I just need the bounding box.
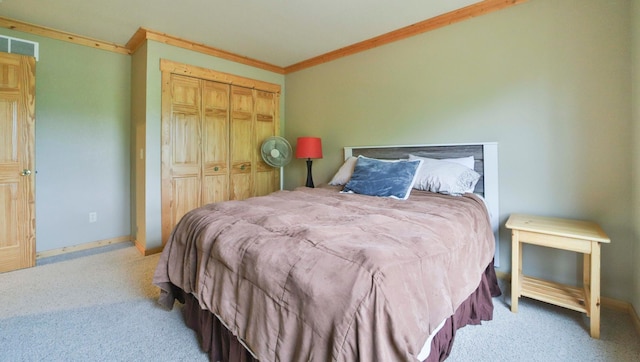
[1,245,638,361]
[0,245,208,361]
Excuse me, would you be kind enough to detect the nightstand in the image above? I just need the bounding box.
[506,213,610,338]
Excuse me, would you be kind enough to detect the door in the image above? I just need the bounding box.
[158,60,281,249]
[253,90,279,197]
[0,53,36,273]
[202,80,230,204]
[229,86,254,200]
[161,74,232,244]
[161,74,203,244]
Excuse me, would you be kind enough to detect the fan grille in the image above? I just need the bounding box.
[261,136,292,167]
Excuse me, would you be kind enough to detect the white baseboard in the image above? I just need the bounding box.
[36,235,132,259]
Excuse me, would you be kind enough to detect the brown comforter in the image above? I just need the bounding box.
[153,186,495,361]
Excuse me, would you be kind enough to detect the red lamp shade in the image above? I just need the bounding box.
[295,137,323,159]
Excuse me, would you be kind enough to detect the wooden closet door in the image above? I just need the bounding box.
[229,86,254,200]
[158,60,281,249]
[162,74,202,242]
[254,91,279,197]
[202,81,230,204]
[0,53,35,273]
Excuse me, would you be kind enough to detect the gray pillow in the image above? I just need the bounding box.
[342,156,422,200]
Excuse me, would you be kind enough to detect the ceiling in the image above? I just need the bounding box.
[0,0,483,67]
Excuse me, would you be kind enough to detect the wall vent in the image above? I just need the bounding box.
[0,35,39,61]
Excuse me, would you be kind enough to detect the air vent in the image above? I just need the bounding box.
[0,35,39,61]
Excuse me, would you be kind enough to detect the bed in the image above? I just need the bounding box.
[153,143,501,361]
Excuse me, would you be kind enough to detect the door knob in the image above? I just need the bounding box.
[21,169,31,176]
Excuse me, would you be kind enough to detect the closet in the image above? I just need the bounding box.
[160,60,280,244]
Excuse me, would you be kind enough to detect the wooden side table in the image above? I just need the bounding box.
[506,214,610,338]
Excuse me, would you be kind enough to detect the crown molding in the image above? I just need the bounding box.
[0,0,527,74]
[0,16,131,55]
[284,0,528,73]
[127,28,285,74]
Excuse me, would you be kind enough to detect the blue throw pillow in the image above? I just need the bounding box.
[342,156,423,200]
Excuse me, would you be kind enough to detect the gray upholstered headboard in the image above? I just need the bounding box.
[343,142,500,266]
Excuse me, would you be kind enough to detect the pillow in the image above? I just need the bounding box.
[329,155,475,186]
[342,156,422,200]
[438,155,475,170]
[408,155,480,196]
[328,157,358,185]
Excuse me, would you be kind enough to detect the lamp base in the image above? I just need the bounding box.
[305,159,314,188]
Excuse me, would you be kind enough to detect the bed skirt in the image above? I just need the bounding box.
[178,260,501,362]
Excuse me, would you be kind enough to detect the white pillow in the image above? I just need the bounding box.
[438,155,475,170]
[408,155,480,196]
[328,157,358,185]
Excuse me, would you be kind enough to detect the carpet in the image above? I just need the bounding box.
[1,245,638,361]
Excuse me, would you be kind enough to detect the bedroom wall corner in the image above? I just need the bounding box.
[631,0,640,322]
[131,41,148,254]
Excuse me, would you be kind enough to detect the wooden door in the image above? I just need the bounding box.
[0,53,36,273]
[229,86,254,200]
[157,60,281,250]
[161,74,202,243]
[254,90,279,197]
[202,80,230,204]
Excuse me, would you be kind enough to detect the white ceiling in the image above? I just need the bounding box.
[0,0,483,67]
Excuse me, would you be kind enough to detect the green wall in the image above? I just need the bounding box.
[133,40,286,251]
[632,0,640,317]
[0,28,131,253]
[284,0,635,302]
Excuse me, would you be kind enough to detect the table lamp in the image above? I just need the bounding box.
[295,137,323,188]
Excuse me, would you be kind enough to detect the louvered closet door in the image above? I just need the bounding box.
[254,90,279,197]
[202,81,230,204]
[229,86,254,200]
[163,74,202,238]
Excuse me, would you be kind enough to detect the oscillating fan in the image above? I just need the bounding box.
[260,136,292,167]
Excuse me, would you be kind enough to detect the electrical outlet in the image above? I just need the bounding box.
[89,212,97,223]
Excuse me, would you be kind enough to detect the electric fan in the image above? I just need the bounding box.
[260,136,292,167]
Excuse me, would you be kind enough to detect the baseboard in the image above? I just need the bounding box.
[495,270,510,282]
[133,238,145,255]
[634,305,640,337]
[144,246,164,255]
[628,301,640,338]
[600,297,640,338]
[133,238,163,256]
[36,235,132,259]
[495,270,640,337]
